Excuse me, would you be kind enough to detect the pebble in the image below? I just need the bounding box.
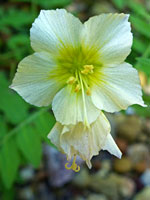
[117,115,142,142]
[127,144,149,164]
[116,138,128,154]
[87,194,108,200]
[134,186,150,200]
[134,160,147,173]
[73,168,90,188]
[140,169,150,186]
[114,157,132,173]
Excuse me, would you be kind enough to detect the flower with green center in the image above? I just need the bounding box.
[10,9,145,171]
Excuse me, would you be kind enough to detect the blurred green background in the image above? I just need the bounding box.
[0,0,150,199]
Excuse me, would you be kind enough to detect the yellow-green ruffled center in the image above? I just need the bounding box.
[49,44,103,96]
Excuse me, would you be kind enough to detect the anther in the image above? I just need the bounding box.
[74,84,80,93]
[67,76,76,84]
[81,65,94,75]
[86,88,91,96]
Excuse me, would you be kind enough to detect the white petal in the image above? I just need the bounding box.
[82,13,132,65]
[52,86,100,125]
[102,134,122,159]
[91,62,146,113]
[47,122,64,152]
[30,9,83,53]
[10,52,62,107]
[48,112,111,168]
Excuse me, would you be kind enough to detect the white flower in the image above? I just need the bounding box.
[10,9,145,171]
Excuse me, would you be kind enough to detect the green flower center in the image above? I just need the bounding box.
[49,44,103,95]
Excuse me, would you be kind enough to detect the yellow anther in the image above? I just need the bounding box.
[65,155,80,172]
[74,84,80,93]
[81,65,94,75]
[67,76,76,84]
[81,68,90,75]
[86,88,91,96]
[84,65,94,70]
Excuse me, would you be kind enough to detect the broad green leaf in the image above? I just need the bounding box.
[0,73,29,124]
[0,139,20,189]
[16,125,42,167]
[112,0,126,9]
[130,15,150,38]
[136,58,150,75]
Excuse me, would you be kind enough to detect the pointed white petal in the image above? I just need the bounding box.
[30,9,83,53]
[10,52,62,107]
[52,86,100,125]
[91,62,146,113]
[102,134,122,159]
[82,13,132,64]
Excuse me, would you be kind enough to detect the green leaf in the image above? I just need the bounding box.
[0,9,35,28]
[0,72,29,124]
[133,105,150,117]
[33,111,55,142]
[136,58,150,75]
[16,125,42,167]
[128,0,150,21]
[130,15,150,38]
[36,0,72,8]
[112,0,126,9]
[0,139,20,189]
[7,34,30,49]
[132,38,148,54]
[0,116,7,140]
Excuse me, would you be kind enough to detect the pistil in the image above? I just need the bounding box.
[65,155,80,172]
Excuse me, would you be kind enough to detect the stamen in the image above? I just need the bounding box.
[65,155,80,172]
[81,65,94,75]
[67,76,76,84]
[86,88,91,96]
[74,84,80,93]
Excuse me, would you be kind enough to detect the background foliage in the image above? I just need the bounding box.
[0,0,150,199]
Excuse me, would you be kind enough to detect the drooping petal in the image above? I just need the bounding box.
[91,62,146,113]
[10,52,63,107]
[30,9,83,53]
[102,134,122,159]
[48,111,111,168]
[52,85,100,125]
[82,13,132,65]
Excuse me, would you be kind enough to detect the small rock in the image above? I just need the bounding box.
[73,168,90,188]
[117,115,142,142]
[140,169,150,186]
[87,194,108,200]
[127,144,150,165]
[116,138,128,154]
[90,172,119,200]
[114,157,132,173]
[20,166,34,181]
[134,160,147,173]
[134,186,150,200]
[44,145,82,187]
[120,177,135,198]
